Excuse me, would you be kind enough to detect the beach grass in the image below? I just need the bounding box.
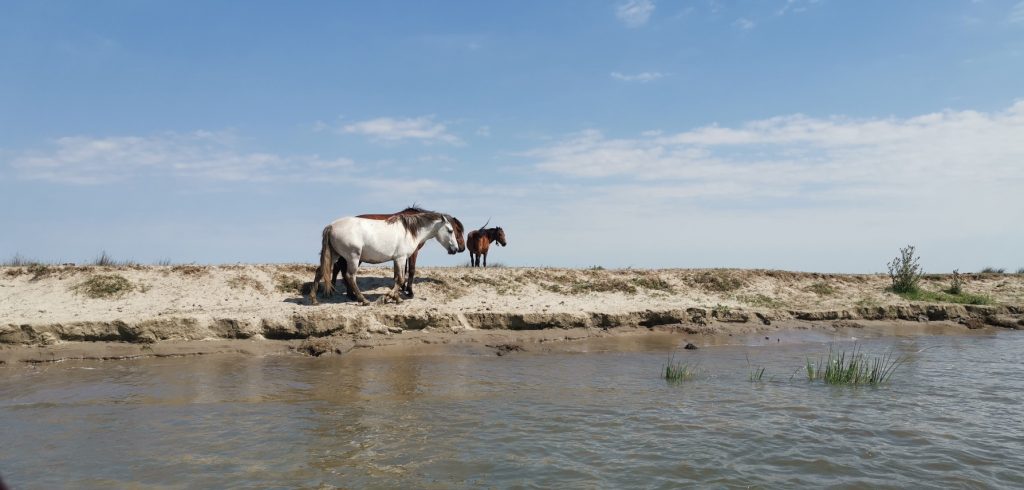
[72,274,135,299]
[805,345,905,386]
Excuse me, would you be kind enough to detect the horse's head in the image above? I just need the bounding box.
[435,217,460,255]
[492,227,507,247]
[449,216,467,253]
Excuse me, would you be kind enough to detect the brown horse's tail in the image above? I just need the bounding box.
[318,225,336,296]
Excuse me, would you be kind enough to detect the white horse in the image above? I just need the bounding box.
[309,211,459,305]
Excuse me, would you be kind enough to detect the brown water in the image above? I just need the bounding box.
[2,328,1024,488]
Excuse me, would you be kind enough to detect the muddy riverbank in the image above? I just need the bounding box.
[2,265,1022,363]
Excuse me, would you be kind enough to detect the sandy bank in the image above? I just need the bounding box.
[1,264,1022,362]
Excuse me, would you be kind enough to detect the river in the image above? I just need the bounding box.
[2,327,1023,488]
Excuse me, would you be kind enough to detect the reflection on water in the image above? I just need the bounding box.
[2,329,1024,488]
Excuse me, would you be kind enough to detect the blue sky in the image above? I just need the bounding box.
[2,0,1022,271]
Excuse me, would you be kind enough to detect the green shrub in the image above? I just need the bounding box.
[887,245,922,293]
[980,267,1005,274]
[948,269,964,295]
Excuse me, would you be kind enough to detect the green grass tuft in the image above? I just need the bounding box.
[980,267,1006,274]
[805,344,905,386]
[747,355,767,382]
[72,274,135,299]
[806,281,835,296]
[894,288,992,305]
[663,354,698,382]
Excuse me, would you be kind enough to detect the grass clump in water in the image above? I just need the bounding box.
[72,274,135,299]
[805,345,905,386]
[747,355,767,382]
[663,354,698,382]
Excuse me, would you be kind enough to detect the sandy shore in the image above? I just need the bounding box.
[2,264,1022,363]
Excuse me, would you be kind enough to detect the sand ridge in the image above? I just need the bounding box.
[1,265,1022,361]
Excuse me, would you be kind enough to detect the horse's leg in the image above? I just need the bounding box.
[337,256,357,301]
[483,252,487,268]
[404,252,418,297]
[332,257,345,297]
[310,264,323,305]
[343,253,369,305]
[385,259,405,304]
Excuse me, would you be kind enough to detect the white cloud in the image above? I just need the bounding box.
[341,116,462,145]
[476,125,492,137]
[616,0,655,27]
[1011,1,1024,24]
[525,101,1024,202]
[777,0,820,16]
[611,71,665,82]
[7,131,355,185]
[733,17,755,29]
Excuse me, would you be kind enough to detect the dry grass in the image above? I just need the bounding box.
[805,282,835,296]
[226,274,267,293]
[736,293,785,309]
[170,264,207,276]
[72,274,135,299]
[689,270,746,292]
[632,275,675,293]
[273,274,304,294]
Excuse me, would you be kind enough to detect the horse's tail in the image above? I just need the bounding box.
[318,225,336,296]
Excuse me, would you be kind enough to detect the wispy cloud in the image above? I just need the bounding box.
[611,71,665,82]
[1011,1,1024,24]
[525,101,1024,202]
[777,0,821,16]
[733,17,755,29]
[7,131,355,185]
[341,116,462,145]
[616,0,655,27]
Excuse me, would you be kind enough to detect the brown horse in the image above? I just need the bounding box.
[328,207,466,298]
[467,222,507,267]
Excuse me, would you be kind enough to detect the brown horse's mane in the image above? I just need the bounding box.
[381,206,464,240]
